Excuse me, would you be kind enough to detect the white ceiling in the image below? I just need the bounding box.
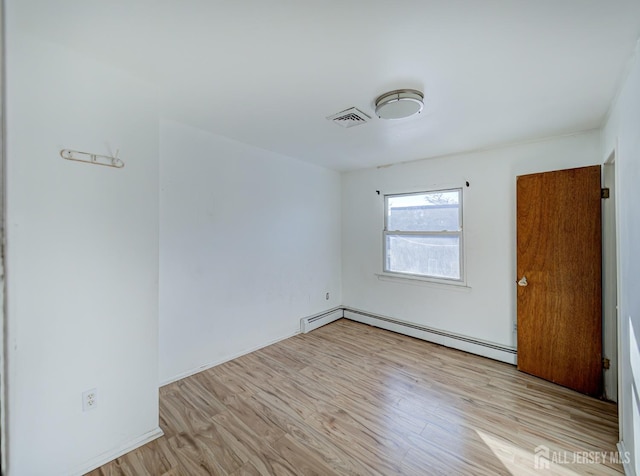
[16,1,640,171]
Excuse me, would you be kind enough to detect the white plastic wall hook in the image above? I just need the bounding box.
[60,148,124,168]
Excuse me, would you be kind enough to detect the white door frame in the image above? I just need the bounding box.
[603,147,623,440]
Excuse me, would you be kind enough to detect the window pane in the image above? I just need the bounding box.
[385,234,461,280]
[387,190,460,232]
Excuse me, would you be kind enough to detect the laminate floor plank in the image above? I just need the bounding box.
[205,362,262,399]
[223,397,287,445]
[254,343,309,373]
[247,391,386,476]
[164,432,229,476]
[228,461,261,476]
[305,403,410,462]
[189,371,249,406]
[211,410,299,476]
[88,319,622,475]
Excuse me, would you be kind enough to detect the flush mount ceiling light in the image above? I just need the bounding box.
[375,89,424,120]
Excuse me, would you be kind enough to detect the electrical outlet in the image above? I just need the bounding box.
[83,388,98,411]
[325,292,330,300]
[513,322,518,333]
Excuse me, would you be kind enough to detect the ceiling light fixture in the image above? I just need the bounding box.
[375,89,424,120]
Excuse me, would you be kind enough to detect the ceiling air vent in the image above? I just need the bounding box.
[327,107,371,128]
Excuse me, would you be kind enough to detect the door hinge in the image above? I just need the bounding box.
[603,358,610,370]
[601,188,610,199]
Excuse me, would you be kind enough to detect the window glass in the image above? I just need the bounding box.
[384,189,463,282]
[385,235,460,280]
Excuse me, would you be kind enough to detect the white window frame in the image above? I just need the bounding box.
[383,188,465,285]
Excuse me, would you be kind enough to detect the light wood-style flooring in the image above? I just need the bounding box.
[88,319,621,475]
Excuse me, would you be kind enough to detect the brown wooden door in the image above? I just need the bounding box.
[516,165,602,396]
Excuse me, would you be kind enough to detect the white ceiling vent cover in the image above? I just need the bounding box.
[327,107,371,128]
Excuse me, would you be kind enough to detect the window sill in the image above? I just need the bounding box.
[376,273,472,291]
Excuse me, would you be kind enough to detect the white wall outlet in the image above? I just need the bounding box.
[82,388,98,411]
[325,292,330,300]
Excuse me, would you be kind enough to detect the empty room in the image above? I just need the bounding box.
[3,1,640,475]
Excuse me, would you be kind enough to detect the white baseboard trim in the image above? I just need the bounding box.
[343,308,517,365]
[159,329,300,387]
[300,307,344,333]
[618,440,634,476]
[70,426,164,476]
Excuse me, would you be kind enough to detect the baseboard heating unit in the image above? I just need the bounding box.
[300,307,344,333]
[301,306,517,365]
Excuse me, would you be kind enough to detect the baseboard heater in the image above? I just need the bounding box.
[302,306,517,365]
[300,307,344,333]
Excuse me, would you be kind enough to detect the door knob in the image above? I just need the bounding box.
[517,276,528,287]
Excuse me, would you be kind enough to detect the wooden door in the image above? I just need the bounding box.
[516,165,602,396]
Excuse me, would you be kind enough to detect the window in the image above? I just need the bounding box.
[384,188,463,282]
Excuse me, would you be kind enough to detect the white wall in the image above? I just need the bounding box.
[4,5,161,475]
[158,119,342,383]
[602,41,640,474]
[342,131,601,355]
